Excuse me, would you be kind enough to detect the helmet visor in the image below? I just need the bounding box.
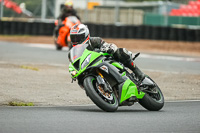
[70,33,85,45]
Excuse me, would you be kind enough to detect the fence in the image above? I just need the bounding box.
[144,13,200,26]
[0,21,54,35]
[77,8,144,25]
[0,20,199,42]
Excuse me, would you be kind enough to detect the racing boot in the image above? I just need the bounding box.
[126,60,155,87]
[125,60,145,82]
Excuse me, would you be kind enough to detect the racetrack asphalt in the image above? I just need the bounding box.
[0,41,200,106]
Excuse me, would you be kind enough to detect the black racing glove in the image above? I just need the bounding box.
[100,43,118,54]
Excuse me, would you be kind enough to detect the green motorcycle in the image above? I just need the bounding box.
[69,43,164,112]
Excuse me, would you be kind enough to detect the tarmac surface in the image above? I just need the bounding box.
[1,101,200,133]
[0,38,200,106]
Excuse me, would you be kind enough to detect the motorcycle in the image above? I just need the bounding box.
[53,16,81,50]
[68,43,164,112]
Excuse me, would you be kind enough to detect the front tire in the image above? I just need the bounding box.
[139,76,164,111]
[83,76,118,112]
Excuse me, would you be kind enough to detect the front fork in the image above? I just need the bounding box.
[96,69,112,93]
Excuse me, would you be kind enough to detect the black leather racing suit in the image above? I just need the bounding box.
[87,37,145,81]
[55,6,80,39]
[58,6,80,22]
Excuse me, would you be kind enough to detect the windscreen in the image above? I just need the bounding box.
[67,16,79,23]
[70,44,88,63]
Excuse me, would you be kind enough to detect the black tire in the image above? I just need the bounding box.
[55,43,62,51]
[83,76,118,112]
[139,77,164,111]
[53,28,62,51]
[65,36,72,50]
[68,42,73,50]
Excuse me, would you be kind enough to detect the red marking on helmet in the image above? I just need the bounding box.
[72,24,80,31]
[75,26,80,31]
[74,44,83,48]
[82,35,90,44]
[71,24,79,31]
[73,55,77,60]
[71,31,78,34]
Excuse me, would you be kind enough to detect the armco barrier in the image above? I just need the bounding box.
[169,28,178,41]
[186,29,196,42]
[0,20,199,42]
[196,30,200,42]
[144,26,152,39]
[161,27,170,40]
[178,28,186,41]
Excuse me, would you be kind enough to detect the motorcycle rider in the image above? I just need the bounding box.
[70,24,146,83]
[55,0,80,35]
[58,0,80,22]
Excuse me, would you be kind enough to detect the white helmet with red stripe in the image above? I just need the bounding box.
[70,24,90,46]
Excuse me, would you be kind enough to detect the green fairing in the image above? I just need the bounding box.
[120,79,145,103]
[112,62,123,69]
[69,63,74,72]
[121,72,126,77]
[92,60,102,66]
[70,49,103,78]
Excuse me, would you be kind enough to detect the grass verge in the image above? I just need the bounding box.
[9,101,34,106]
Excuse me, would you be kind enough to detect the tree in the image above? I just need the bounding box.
[2,0,55,18]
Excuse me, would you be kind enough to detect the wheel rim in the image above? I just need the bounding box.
[148,86,162,102]
[92,80,116,104]
[96,83,114,100]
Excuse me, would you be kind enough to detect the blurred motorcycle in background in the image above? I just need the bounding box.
[53,16,81,50]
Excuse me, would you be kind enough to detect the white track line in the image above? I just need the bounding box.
[26,43,69,51]
[25,43,200,62]
[140,54,200,62]
[166,100,200,103]
[36,100,200,107]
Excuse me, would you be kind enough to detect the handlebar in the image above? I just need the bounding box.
[132,52,140,61]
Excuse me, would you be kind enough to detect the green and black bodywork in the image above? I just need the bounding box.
[69,44,164,112]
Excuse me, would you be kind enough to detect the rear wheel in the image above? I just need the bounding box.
[83,76,118,112]
[139,76,164,111]
[53,28,62,51]
[68,42,73,50]
[55,43,62,50]
[65,36,73,50]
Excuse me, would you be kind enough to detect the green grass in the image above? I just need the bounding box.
[9,101,34,106]
[20,65,39,71]
[0,35,31,37]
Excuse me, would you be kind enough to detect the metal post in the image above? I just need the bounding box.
[103,0,107,6]
[0,0,4,20]
[41,0,47,21]
[84,0,89,23]
[164,0,168,26]
[115,0,120,25]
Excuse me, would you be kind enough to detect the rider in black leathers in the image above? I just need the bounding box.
[57,0,80,23]
[70,24,146,83]
[55,0,80,35]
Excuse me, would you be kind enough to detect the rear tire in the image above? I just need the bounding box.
[55,43,62,51]
[65,37,72,50]
[83,76,118,112]
[68,42,73,50]
[139,77,164,111]
[53,28,62,51]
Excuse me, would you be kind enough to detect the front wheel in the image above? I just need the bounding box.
[139,76,164,111]
[83,76,118,112]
